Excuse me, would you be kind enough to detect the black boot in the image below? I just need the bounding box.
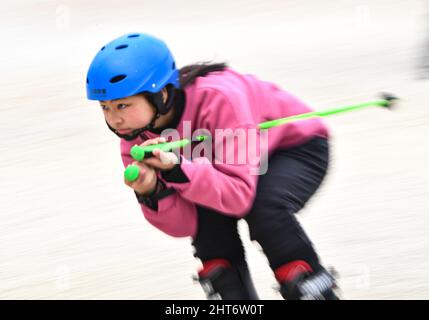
[194,259,259,300]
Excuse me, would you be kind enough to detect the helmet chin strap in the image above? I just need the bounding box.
[105,111,160,141]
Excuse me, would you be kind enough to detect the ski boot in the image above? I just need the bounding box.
[274,260,340,300]
[193,259,259,300]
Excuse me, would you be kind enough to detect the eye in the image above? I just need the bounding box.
[100,105,108,111]
[117,104,129,110]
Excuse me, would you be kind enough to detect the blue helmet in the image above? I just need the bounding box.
[86,32,180,101]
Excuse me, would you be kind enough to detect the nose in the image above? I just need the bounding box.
[106,112,123,128]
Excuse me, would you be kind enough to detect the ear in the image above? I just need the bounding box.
[161,88,168,103]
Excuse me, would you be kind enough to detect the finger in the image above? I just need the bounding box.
[143,157,163,169]
[135,170,147,185]
[151,148,173,165]
[130,161,147,174]
[151,148,161,158]
[158,149,178,165]
[145,149,177,169]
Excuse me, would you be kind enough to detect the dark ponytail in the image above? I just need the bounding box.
[179,62,228,88]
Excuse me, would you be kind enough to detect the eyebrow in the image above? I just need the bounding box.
[99,98,125,103]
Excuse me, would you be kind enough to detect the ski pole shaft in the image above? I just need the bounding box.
[258,98,392,129]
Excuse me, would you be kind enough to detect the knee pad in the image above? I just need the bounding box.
[194,259,259,300]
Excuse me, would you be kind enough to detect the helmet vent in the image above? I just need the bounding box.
[172,62,176,69]
[115,44,128,50]
[86,77,89,84]
[110,74,127,83]
[101,46,106,51]
[128,34,140,38]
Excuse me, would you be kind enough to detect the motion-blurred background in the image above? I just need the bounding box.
[1,0,428,299]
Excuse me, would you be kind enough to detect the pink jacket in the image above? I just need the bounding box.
[120,68,329,238]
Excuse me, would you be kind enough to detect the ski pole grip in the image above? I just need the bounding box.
[124,165,140,182]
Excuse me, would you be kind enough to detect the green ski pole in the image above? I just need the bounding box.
[124,93,397,182]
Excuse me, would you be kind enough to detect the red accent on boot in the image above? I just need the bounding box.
[274,260,314,284]
[198,259,231,278]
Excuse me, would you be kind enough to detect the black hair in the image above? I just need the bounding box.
[179,62,228,88]
[135,62,228,132]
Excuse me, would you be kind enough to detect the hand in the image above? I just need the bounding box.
[124,161,158,196]
[140,137,179,171]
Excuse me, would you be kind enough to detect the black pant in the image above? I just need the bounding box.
[192,136,330,273]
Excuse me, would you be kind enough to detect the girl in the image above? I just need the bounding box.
[86,32,339,300]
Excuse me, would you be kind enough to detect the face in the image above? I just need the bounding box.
[99,94,155,135]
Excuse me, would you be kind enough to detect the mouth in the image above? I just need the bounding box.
[116,129,134,134]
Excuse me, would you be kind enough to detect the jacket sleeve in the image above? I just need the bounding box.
[161,88,264,217]
[120,139,198,238]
